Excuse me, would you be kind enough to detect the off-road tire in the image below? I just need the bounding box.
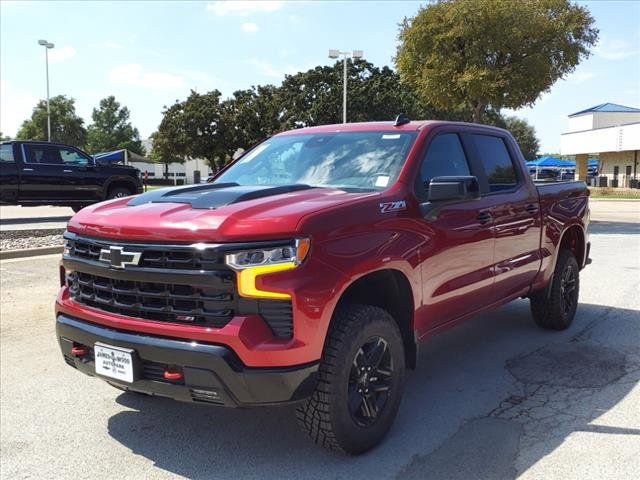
[107,186,132,199]
[296,304,405,454]
[530,249,579,330]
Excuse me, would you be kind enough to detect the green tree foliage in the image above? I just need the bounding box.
[278,60,432,128]
[396,0,598,122]
[86,96,145,155]
[16,95,87,146]
[0,132,11,141]
[503,116,540,160]
[152,90,229,171]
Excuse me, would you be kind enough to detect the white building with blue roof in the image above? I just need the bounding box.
[560,103,640,187]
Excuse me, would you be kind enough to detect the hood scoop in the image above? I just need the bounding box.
[127,182,314,209]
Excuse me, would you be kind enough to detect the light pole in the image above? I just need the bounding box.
[38,39,55,142]
[328,49,363,123]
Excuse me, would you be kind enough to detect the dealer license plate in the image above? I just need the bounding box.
[94,343,135,383]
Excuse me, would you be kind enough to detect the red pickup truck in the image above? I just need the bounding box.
[56,119,590,454]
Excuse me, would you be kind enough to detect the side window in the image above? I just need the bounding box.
[418,133,470,196]
[0,144,15,163]
[23,145,64,165]
[59,147,90,166]
[471,134,517,192]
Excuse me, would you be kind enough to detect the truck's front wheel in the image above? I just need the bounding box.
[296,304,405,454]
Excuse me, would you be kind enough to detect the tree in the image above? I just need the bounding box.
[0,132,10,141]
[149,130,184,179]
[396,0,598,122]
[86,96,145,155]
[16,95,87,146]
[277,60,431,128]
[153,90,229,171]
[503,116,540,160]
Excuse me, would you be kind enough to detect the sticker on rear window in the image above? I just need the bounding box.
[381,134,401,140]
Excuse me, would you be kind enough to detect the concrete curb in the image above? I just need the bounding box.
[0,245,63,260]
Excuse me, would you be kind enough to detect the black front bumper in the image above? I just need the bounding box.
[56,315,318,407]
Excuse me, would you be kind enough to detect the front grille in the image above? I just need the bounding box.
[68,236,224,271]
[68,271,234,327]
[64,233,294,338]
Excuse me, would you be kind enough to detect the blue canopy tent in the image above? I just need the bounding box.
[526,156,576,168]
[93,149,149,164]
[526,157,576,181]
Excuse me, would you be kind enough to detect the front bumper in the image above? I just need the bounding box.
[56,314,318,407]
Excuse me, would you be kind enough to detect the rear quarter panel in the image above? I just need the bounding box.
[532,181,590,290]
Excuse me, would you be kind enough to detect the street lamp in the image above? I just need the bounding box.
[328,49,363,123]
[38,39,55,142]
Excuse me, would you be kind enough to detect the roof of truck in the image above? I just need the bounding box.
[275,120,507,135]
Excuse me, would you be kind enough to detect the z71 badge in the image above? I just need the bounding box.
[379,200,407,213]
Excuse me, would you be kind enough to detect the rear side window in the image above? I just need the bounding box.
[24,145,61,164]
[418,133,470,196]
[471,134,517,192]
[0,144,14,163]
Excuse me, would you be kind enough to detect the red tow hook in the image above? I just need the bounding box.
[163,369,183,381]
[71,346,88,357]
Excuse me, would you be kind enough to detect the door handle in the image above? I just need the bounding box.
[476,212,493,224]
[63,169,73,173]
[525,204,539,214]
[22,168,34,172]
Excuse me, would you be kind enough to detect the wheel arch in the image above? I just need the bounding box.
[103,177,137,199]
[331,268,418,369]
[558,223,587,269]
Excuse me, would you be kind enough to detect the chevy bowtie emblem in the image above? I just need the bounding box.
[99,246,141,269]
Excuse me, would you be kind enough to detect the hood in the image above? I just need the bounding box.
[68,183,377,242]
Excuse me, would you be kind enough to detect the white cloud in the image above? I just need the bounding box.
[108,64,185,90]
[98,41,124,49]
[48,46,76,62]
[0,80,38,137]
[206,1,283,16]
[248,59,316,79]
[566,71,595,84]
[594,37,639,61]
[241,22,259,33]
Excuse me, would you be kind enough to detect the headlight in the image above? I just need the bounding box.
[225,238,310,299]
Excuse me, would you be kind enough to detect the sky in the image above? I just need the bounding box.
[1,0,639,153]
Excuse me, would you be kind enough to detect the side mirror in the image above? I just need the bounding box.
[428,176,480,202]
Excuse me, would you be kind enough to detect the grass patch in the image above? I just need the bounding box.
[588,187,640,200]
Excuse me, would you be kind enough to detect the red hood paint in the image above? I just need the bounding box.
[67,187,377,242]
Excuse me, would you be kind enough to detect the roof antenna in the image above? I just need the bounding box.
[393,114,410,127]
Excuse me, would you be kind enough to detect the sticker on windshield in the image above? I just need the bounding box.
[375,175,390,187]
[381,134,401,140]
[379,200,407,213]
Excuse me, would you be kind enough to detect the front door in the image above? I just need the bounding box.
[413,131,497,335]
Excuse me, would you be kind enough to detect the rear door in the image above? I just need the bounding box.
[414,130,497,333]
[464,132,542,301]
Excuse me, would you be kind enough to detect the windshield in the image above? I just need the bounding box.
[215,131,417,191]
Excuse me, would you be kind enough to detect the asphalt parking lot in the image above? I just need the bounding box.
[1,209,639,479]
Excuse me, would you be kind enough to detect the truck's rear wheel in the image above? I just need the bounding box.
[296,304,405,454]
[530,249,579,330]
[108,186,132,199]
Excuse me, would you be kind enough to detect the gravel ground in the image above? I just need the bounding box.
[0,228,65,251]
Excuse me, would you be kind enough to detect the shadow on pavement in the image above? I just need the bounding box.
[590,220,640,235]
[107,301,638,479]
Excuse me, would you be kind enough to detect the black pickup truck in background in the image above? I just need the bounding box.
[0,141,143,212]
